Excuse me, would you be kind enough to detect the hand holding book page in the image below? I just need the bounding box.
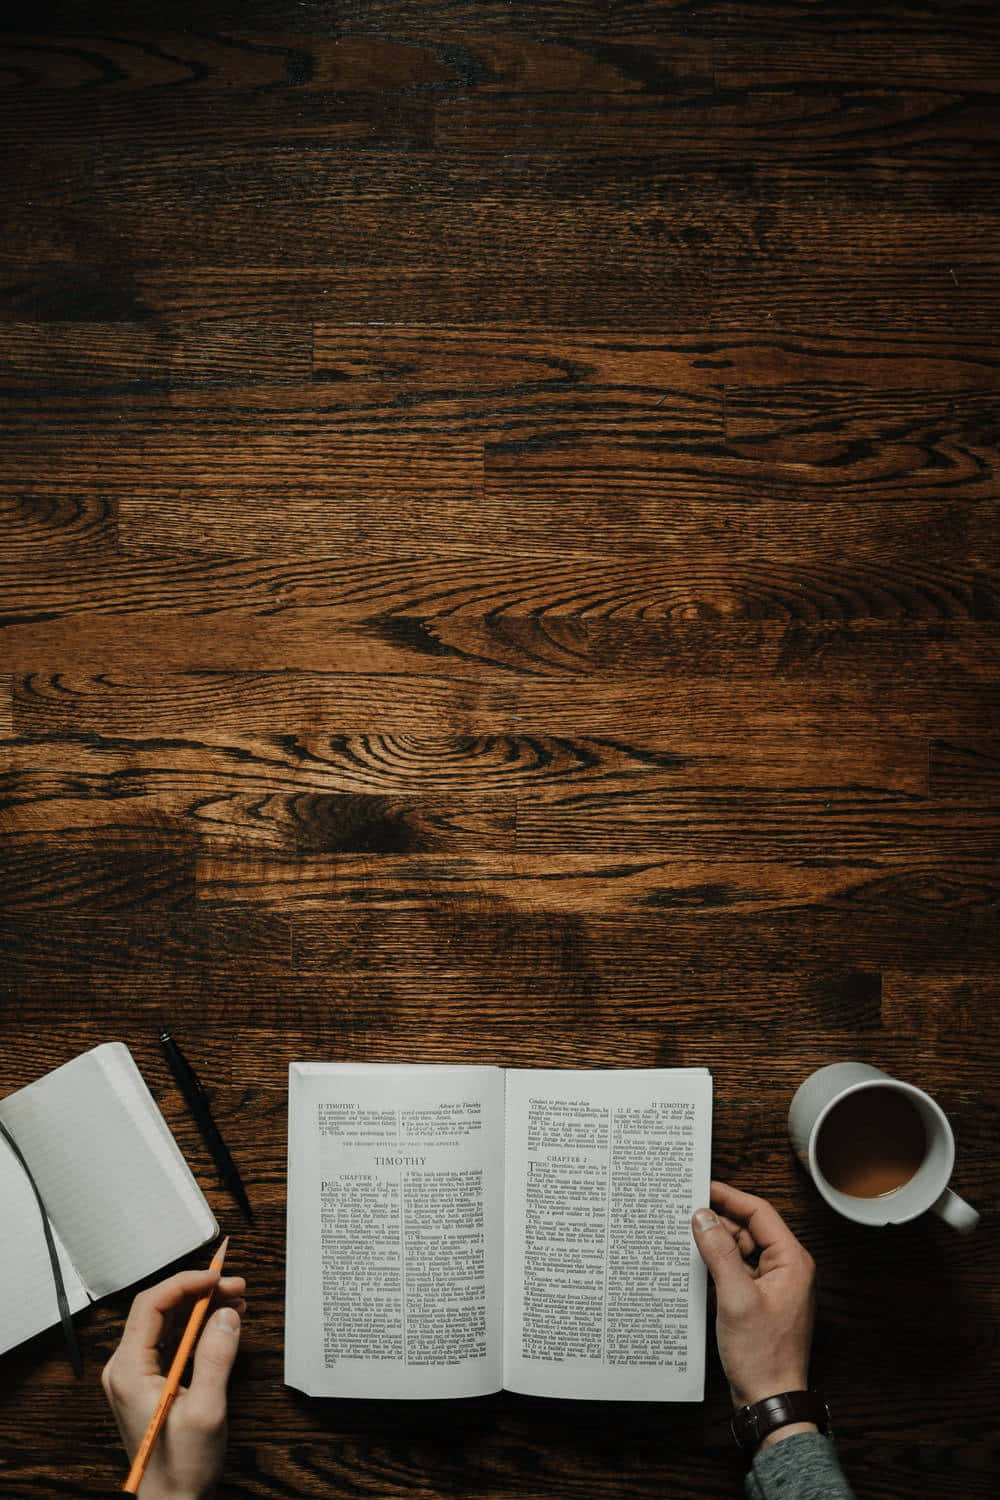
[284,1064,712,1401]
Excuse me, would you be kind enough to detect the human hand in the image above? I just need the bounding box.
[691,1181,816,1438]
[102,1266,246,1500]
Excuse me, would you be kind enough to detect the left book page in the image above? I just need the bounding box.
[285,1064,506,1398]
[0,1042,219,1350]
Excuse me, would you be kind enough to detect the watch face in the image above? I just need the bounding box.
[730,1408,758,1448]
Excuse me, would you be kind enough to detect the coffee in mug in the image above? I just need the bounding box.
[788,1063,979,1231]
[816,1085,926,1198]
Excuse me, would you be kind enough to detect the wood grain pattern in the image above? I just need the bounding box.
[1,3,998,1498]
[10,670,1000,738]
[8,541,1000,626]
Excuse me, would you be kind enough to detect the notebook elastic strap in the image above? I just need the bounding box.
[0,1117,84,1377]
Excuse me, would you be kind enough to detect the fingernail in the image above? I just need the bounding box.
[692,1208,719,1231]
[214,1307,240,1333]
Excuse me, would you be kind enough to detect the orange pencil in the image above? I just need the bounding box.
[123,1238,230,1495]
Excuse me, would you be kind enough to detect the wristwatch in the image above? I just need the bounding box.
[730,1390,832,1453]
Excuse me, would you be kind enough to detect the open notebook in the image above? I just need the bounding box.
[0,1043,218,1360]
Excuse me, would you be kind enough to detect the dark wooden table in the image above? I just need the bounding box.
[1,3,998,1496]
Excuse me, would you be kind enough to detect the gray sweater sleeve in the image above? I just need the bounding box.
[743,1432,856,1499]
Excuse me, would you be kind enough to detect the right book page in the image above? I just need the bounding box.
[502,1068,712,1401]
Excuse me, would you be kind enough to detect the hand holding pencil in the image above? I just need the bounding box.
[102,1244,245,1500]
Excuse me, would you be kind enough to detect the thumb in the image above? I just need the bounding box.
[691,1208,753,1301]
[188,1305,241,1412]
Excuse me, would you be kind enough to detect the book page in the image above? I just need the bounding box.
[0,1137,90,1357]
[503,1069,712,1401]
[285,1064,505,1398]
[0,1044,218,1299]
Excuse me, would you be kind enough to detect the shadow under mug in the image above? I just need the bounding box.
[788,1063,979,1232]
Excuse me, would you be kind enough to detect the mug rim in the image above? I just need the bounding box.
[807,1077,955,1225]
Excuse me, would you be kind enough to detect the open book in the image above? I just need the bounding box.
[0,1043,219,1359]
[285,1065,712,1401]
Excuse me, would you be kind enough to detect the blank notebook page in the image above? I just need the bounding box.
[0,1141,89,1354]
[0,1043,217,1299]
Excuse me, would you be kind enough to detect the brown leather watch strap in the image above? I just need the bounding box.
[730,1389,831,1452]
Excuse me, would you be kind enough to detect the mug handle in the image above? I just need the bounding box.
[931,1187,980,1233]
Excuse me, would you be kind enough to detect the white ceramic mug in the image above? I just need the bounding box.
[788,1063,979,1232]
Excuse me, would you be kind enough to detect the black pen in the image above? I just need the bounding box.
[158,1026,254,1224]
